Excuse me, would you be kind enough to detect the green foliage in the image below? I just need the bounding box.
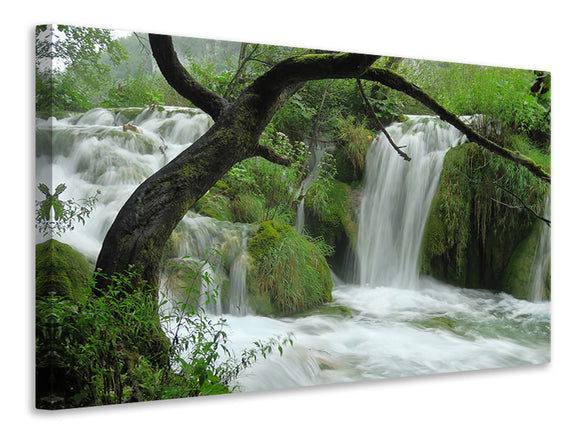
[36,25,128,112]
[36,259,293,409]
[200,125,309,225]
[399,60,550,145]
[35,184,100,237]
[304,180,360,271]
[419,142,549,290]
[333,115,375,182]
[271,93,316,142]
[304,152,338,218]
[247,221,333,315]
[36,269,170,408]
[102,67,165,108]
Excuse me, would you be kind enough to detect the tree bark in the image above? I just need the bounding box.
[149,34,229,120]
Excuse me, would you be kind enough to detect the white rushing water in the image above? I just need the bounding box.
[529,197,551,302]
[37,108,551,393]
[357,116,467,288]
[294,143,327,234]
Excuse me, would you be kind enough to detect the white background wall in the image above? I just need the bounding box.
[6,1,578,433]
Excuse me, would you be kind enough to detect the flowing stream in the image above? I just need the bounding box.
[37,108,551,393]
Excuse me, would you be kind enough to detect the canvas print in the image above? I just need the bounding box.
[35,24,551,409]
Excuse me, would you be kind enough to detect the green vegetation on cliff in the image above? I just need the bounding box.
[419,142,549,297]
[304,180,360,275]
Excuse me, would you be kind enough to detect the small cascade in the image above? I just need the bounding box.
[37,106,255,315]
[162,213,256,316]
[230,251,252,316]
[357,116,466,288]
[295,143,328,234]
[529,197,551,301]
[36,106,213,257]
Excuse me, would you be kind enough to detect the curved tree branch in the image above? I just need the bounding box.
[250,52,381,96]
[149,34,229,120]
[256,145,292,166]
[361,67,551,184]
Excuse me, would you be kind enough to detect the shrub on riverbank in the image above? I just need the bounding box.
[246,220,333,315]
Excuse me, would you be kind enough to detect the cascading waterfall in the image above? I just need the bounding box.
[36,106,253,315]
[357,116,467,288]
[37,108,550,394]
[529,196,551,302]
[162,213,255,315]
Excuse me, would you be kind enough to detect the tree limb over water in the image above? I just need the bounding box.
[361,68,551,184]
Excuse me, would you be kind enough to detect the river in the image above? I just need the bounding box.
[36,107,551,393]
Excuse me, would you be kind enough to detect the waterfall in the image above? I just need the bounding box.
[36,106,253,315]
[294,143,328,234]
[529,197,551,301]
[357,116,466,288]
[160,213,255,315]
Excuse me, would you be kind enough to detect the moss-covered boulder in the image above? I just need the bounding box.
[246,220,333,315]
[36,239,92,301]
[419,142,549,295]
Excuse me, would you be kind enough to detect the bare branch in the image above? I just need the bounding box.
[457,167,550,227]
[255,145,292,167]
[356,79,411,161]
[491,180,551,227]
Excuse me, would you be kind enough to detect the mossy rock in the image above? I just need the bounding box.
[295,304,353,319]
[502,220,550,300]
[419,142,549,293]
[246,220,332,315]
[112,107,146,124]
[194,192,234,222]
[247,220,286,259]
[416,316,462,335]
[36,239,92,301]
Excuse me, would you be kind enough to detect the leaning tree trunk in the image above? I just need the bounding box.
[94,34,379,295]
[95,92,283,292]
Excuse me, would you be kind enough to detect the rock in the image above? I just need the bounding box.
[35,239,92,301]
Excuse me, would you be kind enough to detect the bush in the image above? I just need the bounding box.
[247,221,333,315]
[36,264,292,409]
